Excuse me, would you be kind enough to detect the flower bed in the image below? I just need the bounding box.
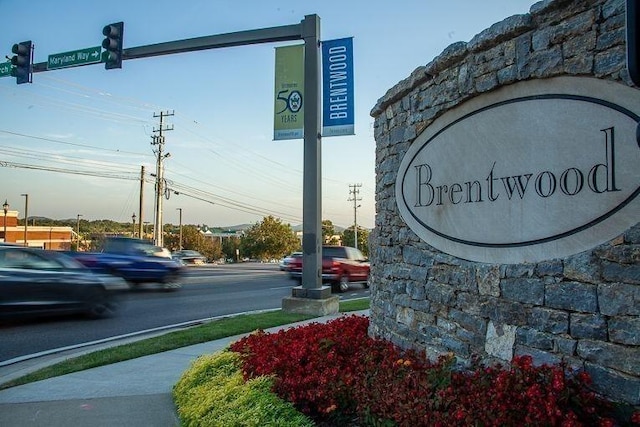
[173,350,314,426]
[229,315,639,426]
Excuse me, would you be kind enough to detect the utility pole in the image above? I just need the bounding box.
[152,111,174,248]
[177,207,183,250]
[76,213,82,250]
[21,193,28,247]
[348,184,362,250]
[138,165,145,239]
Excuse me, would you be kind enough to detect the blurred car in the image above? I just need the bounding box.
[172,250,207,265]
[152,246,173,259]
[0,246,129,320]
[288,246,370,292]
[279,252,302,271]
[65,238,184,291]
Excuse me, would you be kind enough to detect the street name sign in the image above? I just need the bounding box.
[48,46,102,70]
[0,62,12,77]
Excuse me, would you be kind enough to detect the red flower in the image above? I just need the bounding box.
[228,315,627,426]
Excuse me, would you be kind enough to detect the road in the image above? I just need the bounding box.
[0,262,370,364]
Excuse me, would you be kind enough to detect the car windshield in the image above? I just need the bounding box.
[323,247,346,258]
[0,248,84,270]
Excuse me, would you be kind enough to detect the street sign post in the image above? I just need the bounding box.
[47,46,102,70]
[0,62,12,77]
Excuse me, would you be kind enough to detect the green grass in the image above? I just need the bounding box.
[0,297,370,390]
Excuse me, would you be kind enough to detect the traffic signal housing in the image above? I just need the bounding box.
[11,41,32,84]
[102,22,124,69]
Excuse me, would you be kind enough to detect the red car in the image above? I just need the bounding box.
[288,246,370,293]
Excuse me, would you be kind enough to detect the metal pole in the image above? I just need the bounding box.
[138,165,145,239]
[354,205,358,251]
[177,208,183,250]
[300,14,322,293]
[21,194,28,247]
[76,214,82,250]
[2,199,8,242]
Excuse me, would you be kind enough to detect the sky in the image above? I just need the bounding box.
[0,0,537,230]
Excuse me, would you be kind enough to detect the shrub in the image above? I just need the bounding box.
[230,315,639,426]
[173,350,314,427]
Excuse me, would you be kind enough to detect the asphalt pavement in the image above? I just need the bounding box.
[0,310,368,426]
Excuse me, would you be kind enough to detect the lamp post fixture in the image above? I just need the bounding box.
[76,214,82,251]
[2,199,8,242]
[132,213,137,238]
[177,208,183,250]
[21,194,28,247]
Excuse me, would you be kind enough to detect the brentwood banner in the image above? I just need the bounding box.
[273,44,304,140]
[322,37,355,137]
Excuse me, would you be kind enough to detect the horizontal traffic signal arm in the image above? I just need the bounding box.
[29,22,305,74]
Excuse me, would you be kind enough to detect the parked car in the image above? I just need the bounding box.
[172,250,207,265]
[288,246,370,292]
[66,237,184,291]
[0,246,129,319]
[279,252,302,271]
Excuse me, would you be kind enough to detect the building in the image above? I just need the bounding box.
[1,209,73,250]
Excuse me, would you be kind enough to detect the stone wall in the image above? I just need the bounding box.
[369,0,639,405]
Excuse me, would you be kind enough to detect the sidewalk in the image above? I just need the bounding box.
[0,310,368,426]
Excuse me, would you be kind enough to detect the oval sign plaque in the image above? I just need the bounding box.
[396,77,640,264]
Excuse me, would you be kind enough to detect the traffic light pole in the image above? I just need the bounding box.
[28,22,304,73]
[20,14,330,311]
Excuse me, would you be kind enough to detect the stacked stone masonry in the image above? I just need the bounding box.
[369,0,639,405]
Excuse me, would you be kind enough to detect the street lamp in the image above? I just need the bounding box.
[132,213,137,237]
[2,199,8,242]
[21,194,28,247]
[177,208,183,250]
[76,214,82,251]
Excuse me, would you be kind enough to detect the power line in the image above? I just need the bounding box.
[0,160,140,180]
[0,129,152,157]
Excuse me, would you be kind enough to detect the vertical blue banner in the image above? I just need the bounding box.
[322,38,355,137]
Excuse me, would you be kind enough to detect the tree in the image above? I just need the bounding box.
[322,220,335,243]
[341,226,370,257]
[240,216,300,261]
[164,225,223,261]
[222,236,241,262]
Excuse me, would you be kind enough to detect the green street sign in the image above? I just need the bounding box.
[0,62,12,77]
[48,46,102,70]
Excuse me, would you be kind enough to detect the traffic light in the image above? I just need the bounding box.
[102,22,124,69]
[10,41,32,84]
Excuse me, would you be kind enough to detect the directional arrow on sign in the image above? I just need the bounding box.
[48,46,102,70]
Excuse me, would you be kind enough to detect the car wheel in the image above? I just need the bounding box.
[162,273,182,291]
[337,274,349,293]
[85,288,117,319]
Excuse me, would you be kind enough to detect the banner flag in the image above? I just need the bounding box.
[274,44,304,140]
[322,37,355,137]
